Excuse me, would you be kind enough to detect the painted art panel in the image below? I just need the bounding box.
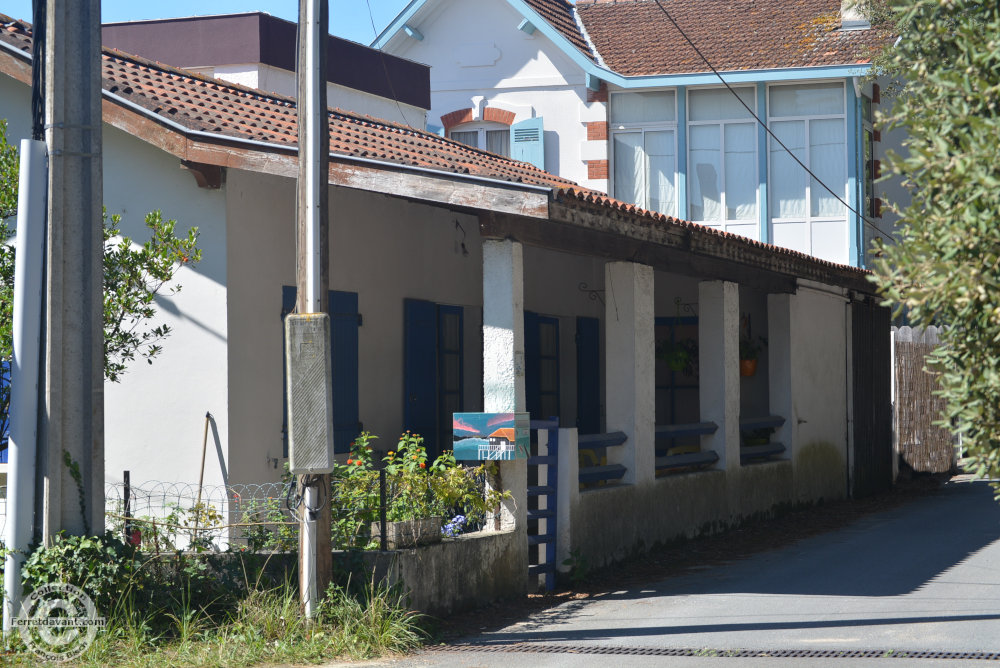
[452,412,529,461]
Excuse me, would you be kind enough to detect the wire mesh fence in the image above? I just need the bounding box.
[0,461,496,553]
[104,479,296,552]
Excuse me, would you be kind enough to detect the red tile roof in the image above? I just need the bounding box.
[0,13,580,190]
[575,0,893,76]
[0,13,874,290]
[521,0,597,62]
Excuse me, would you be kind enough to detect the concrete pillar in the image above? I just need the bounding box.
[767,293,795,457]
[698,280,740,470]
[604,261,655,485]
[38,0,105,540]
[482,239,526,532]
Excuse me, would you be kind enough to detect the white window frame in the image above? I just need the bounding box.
[766,80,849,259]
[608,89,678,217]
[448,122,511,157]
[686,85,759,235]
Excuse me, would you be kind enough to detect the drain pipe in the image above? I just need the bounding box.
[3,139,48,632]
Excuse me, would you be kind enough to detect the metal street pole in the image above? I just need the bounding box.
[295,0,332,619]
[35,0,105,541]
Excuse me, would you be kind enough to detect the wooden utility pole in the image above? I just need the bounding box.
[295,0,333,605]
[36,0,105,542]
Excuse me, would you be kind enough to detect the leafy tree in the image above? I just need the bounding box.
[870,2,1000,491]
[0,119,202,447]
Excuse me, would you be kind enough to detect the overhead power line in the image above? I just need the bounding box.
[650,0,896,244]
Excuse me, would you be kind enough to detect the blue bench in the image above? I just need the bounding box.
[655,450,719,472]
[578,463,627,484]
[740,443,786,464]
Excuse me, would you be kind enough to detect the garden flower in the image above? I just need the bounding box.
[419,462,426,469]
[355,460,362,466]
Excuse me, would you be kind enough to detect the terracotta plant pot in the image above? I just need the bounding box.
[739,358,758,377]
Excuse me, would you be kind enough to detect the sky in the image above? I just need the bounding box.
[0,0,412,46]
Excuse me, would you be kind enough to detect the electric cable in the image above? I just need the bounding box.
[363,0,416,129]
[650,0,896,244]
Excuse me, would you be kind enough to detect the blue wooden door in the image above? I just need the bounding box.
[403,298,439,449]
[575,317,601,434]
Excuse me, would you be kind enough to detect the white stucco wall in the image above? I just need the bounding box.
[225,171,486,484]
[385,0,603,190]
[0,72,230,490]
[191,63,428,128]
[101,127,230,489]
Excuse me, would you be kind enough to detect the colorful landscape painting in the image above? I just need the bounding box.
[452,412,530,461]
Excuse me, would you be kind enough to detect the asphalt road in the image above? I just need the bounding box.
[357,479,1000,667]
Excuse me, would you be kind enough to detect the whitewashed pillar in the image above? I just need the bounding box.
[767,293,795,458]
[482,239,526,532]
[699,280,740,469]
[604,261,655,485]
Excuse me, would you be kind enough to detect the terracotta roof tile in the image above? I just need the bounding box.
[575,0,893,76]
[0,13,872,286]
[0,13,581,190]
[521,0,597,62]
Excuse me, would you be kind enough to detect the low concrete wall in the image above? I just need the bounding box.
[569,461,794,568]
[157,527,525,618]
[391,528,526,617]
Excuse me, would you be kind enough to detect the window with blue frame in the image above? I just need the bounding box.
[767,81,848,264]
[281,287,361,456]
[687,87,759,238]
[525,312,560,422]
[403,299,464,459]
[610,90,677,216]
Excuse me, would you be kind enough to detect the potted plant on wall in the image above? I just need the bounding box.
[739,314,767,377]
[656,337,699,376]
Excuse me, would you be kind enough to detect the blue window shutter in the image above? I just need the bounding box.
[510,117,545,170]
[329,290,360,454]
[404,299,439,448]
[524,311,541,418]
[280,286,297,458]
[575,317,601,434]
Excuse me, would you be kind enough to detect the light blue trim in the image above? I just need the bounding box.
[586,73,602,92]
[518,18,536,35]
[598,64,871,89]
[403,24,424,41]
[375,0,871,88]
[372,0,427,48]
[847,81,861,267]
[757,82,769,245]
[676,87,688,220]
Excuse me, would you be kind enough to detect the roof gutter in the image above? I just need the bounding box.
[0,36,554,196]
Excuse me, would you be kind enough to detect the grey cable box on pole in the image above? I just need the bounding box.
[285,313,335,474]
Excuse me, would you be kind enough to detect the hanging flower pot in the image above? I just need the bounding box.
[740,358,758,377]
